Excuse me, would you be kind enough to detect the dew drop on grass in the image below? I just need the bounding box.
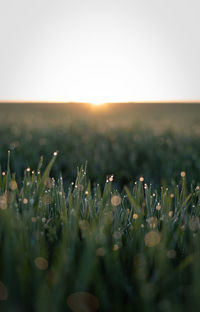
[113,244,119,251]
[167,249,176,259]
[109,175,114,182]
[180,171,186,177]
[34,257,48,270]
[23,198,28,204]
[156,204,161,211]
[144,231,161,248]
[111,195,121,206]
[96,248,105,257]
[133,213,138,220]
[9,181,17,191]
[67,292,99,312]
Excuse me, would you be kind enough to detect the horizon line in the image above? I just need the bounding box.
[0,100,200,104]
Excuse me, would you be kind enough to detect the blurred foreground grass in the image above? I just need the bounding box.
[0,153,200,311]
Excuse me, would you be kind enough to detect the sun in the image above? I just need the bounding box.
[90,100,104,106]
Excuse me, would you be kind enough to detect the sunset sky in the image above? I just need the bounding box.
[0,0,200,104]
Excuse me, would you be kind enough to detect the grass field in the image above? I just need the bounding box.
[0,103,200,311]
[0,103,200,187]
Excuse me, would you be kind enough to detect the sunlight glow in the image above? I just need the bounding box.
[91,101,104,106]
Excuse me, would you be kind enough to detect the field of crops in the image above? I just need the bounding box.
[0,103,200,311]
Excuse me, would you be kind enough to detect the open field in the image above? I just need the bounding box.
[0,103,200,186]
[0,103,200,311]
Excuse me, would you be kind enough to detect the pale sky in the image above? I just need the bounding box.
[0,0,200,104]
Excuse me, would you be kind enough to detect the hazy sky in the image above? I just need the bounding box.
[0,0,200,103]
